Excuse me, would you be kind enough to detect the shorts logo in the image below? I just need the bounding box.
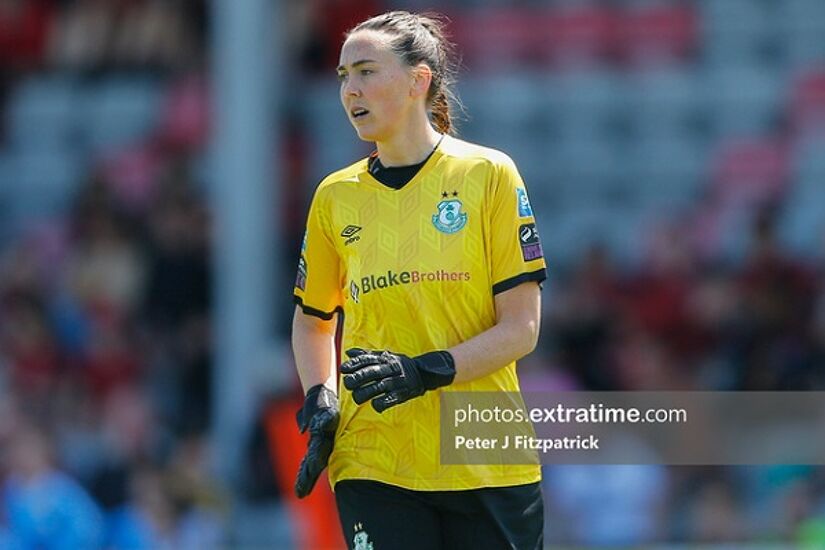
[295,256,307,291]
[518,223,544,261]
[432,199,467,234]
[350,280,360,304]
[353,523,373,550]
[517,188,533,217]
[341,225,362,246]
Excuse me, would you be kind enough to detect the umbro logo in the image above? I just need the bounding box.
[341,225,362,246]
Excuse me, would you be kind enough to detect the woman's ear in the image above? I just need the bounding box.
[410,64,433,99]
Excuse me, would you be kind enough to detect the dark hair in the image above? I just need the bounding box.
[348,11,460,135]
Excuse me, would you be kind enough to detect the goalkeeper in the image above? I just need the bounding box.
[292,10,547,550]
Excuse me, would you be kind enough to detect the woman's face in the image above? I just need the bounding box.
[337,30,418,143]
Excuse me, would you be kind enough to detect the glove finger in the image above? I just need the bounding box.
[372,390,412,413]
[340,353,383,374]
[350,368,413,402]
[294,452,319,498]
[345,348,369,358]
[351,378,392,404]
[294,435,333,498]
[343,363,393,390]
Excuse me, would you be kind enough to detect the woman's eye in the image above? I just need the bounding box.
[360,69,373,76]
[336,73,347,82]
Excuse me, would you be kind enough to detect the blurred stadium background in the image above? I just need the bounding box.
[2,0,825,547]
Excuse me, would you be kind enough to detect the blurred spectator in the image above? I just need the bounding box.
[48,0,198,74]
[106,466,177,549]
[111,0,198,73]
[64,181,147,318]
[546,244,622,390]
[544,464,667,545]
[47,0,114,73]
[142,175,210,331]
[683,475,748,542]
[140,173,212,433]
[157,72,210,153]
[81,314,141,399]
[107,454,223,550]
[0,0,54,71]
[0,291,61,400]
[1,422,104,549]
[622,221,704,363]
[734,210,818,389]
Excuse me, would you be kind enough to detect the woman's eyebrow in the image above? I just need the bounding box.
[336,59,376,72]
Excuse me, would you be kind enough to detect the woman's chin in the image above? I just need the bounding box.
[354,128,378,142]
[351,122,387,143]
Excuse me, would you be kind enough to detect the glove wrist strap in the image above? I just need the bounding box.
[297,384,338,431]
[305,384,338,408]
[416,350,456,390]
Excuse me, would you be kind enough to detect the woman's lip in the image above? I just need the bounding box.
[351,111,370,123]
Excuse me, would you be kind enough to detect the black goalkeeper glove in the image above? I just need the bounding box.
[341,348,456,413]
[294,384,339,498]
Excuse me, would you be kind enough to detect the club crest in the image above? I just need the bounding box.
[353,523,373,550]
[432,199,467,234]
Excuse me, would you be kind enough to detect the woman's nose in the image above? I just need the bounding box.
[343,80,361,97]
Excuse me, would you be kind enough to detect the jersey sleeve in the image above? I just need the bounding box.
[293,187,343,319]
[488,158,548,295]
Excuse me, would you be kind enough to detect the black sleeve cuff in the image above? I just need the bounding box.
[293,295,342,320]
[492,268,547,295]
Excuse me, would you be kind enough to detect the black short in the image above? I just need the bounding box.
[335,480,544,550]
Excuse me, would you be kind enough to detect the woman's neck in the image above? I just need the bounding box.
[375,123,442,167]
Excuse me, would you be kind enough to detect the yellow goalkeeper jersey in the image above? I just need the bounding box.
[293,135,547,491]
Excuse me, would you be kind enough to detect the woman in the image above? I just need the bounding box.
[292,11,547,549]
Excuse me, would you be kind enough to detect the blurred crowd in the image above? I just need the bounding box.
[530,211,825,544]
[0,83,227,548]
[0,0,204,75]
[1,0,825,547]
[0,0,228,547]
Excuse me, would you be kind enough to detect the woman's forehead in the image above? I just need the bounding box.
[339,30,397,67]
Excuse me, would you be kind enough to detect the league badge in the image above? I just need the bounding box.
[517,187,533,217]
[518,223,544,261]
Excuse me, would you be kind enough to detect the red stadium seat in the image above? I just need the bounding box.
[711,138,790,206]
[619,4,699,66]
[789,68,825,136]
[542,5,617,68]
[449,8,542,70]
[451,5,699,70]
[452,6,617,70]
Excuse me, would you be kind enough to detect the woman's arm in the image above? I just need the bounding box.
[291,305,340,498]
[292,305,339,393]
[449,282,541,384]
